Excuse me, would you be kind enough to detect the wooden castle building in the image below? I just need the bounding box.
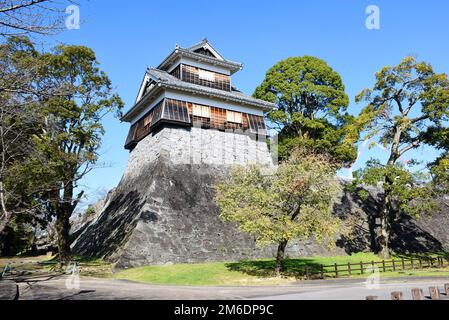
[122,39,275,162]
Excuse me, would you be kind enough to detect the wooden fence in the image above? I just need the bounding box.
[301,255,449,279]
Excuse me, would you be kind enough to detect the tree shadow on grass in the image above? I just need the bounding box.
[225,258,324,279]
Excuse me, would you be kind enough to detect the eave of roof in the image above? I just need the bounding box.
[121,69,275,122]
[186,38,226,61]
[157,48,243,75]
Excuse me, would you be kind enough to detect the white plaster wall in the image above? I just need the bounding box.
[166,57,232,75]
[123,127,274,180]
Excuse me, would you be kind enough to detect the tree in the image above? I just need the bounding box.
[0,38,123,261]
[352,56,449,257]
[215,149,341,274]
[0,37,50,238]
[38,44,123,264]
[0,0,74,37]
[253,56,357,166]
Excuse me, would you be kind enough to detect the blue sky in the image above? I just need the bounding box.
[48,0,449,207]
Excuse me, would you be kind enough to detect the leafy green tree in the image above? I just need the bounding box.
[36,45,123,264]
[253,56,357,166]
[0,38,123,261]
[215,149,341,274]
[0,37,51,241]
[352,56,449,257]
[424,127,449,193]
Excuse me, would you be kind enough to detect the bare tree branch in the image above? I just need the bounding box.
[0,0,75,37]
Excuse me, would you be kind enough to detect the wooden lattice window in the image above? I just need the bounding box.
[181,64,230,91]
[170,65,181,79]
[192,104,211,118]
[150,100,164,127]
[247,114,267,135]
[124,123,138,148]
[226,110,242,124]
[163,99,191,124]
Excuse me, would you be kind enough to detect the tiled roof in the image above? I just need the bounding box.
[122,68,275,122]
[157,40,243,74]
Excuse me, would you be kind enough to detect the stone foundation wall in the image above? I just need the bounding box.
[72,127,286,268]
[72,126,448,269]
[123,126,274,180]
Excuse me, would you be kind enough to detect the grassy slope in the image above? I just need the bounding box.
[114,253,449,286]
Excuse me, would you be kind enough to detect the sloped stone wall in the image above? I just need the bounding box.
[72,127,284,268]
[72,127,449,269]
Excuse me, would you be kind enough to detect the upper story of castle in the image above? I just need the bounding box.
[122,39,275,150]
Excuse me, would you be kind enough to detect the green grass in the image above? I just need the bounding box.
[114,261,291,286]
[3,253,448,286]
[114,252,449,286]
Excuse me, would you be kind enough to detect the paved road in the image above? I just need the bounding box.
[1,275,448,300]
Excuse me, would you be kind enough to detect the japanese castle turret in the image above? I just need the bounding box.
[121,39,275,171]
[72,40,291,268]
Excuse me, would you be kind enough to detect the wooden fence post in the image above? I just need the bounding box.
[429,287,440,300]
[392,259,396,272]
[371,261,375,273]
[411,288,425,300]
[382,260,386,273]
[320,264,324,279]
[334,263,338,278]
[418,258,422,269]
[391,292,403,300]
[360,261,364,275]
[410,258,414,269]
[348,262,352,276]
[401,258,405,270]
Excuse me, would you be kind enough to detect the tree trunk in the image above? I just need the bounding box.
[377,124,401,258]
[55,207,71,266]
[55,179,75,266]
[0,181,9,235]
[275,240,288,275]
[377,190,392,259]
[0,216,9,238]
[378,212,391,259]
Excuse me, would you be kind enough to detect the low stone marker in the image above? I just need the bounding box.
[366,295,379,300]
[391,291,403,300]
[444,284,449,296]
[411,288,425,300]
[429,287,440,300]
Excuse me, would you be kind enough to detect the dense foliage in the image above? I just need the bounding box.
[253,56,357,166]
[351,56,449,257]
[0,37,123,262]
[215,149,341,273]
